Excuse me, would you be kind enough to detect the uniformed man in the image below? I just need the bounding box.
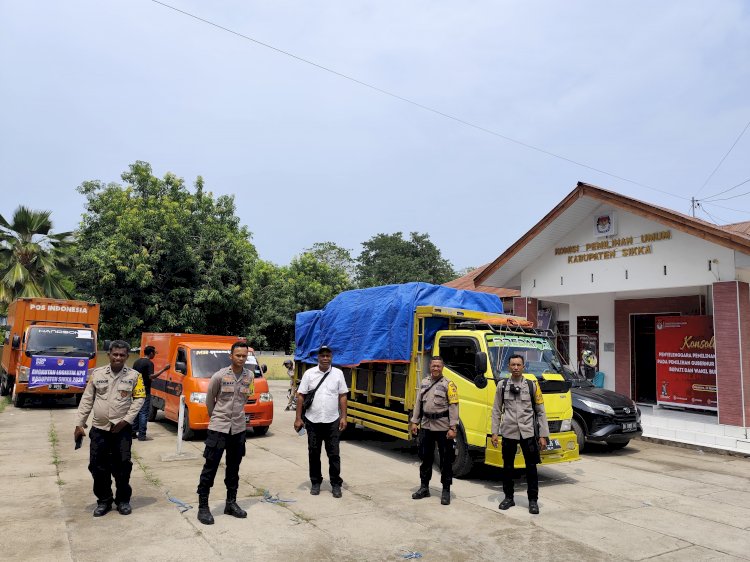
[74,340,146,517]
[196,341,254,525]
[490,354,549,514]
[409,356,459,506]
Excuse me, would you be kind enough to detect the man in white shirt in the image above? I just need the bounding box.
[294,345,349,498]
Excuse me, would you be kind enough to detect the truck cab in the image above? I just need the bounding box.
[433,320,578,474]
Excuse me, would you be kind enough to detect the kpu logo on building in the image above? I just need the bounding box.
[594,211,617,238]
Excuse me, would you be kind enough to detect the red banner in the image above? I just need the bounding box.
[655,316,717,411]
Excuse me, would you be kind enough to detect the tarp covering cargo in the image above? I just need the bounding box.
[294,282,504,366]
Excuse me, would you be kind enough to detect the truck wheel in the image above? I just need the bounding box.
[12,386,25,408]
[75,393,83,406]
[435,428,474,478]
[0,374,10,396]
[572,419,586,453]
[181,406,195,441]
[253,426,269,436]
[148,404,158,422]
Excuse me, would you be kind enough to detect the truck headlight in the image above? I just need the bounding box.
[190,392,207,404]
[560,419,572,432]
[580,399,615,416]
[259,392,273,403]
[18,366,30,382]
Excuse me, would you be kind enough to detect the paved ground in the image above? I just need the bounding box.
[1,380,749,561]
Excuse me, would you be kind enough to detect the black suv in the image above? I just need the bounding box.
[561,368,642,451]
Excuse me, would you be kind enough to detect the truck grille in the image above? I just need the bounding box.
[246,398,257,404]
[547,420,562,433]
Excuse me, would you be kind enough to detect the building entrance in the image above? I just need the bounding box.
[630,313,679,403]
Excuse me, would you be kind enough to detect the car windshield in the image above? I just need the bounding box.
[190,349,232,378]
[485,334,560,380]
[26,327,95,356]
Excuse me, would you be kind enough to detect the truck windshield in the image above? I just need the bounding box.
[190,349,232,378]
[485,334,559,380]
[26,327,95,356]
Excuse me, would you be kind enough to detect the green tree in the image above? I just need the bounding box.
[0,206,75,305]
[355,232,455,288]
[305,241,356,282]
[74,161,258,342]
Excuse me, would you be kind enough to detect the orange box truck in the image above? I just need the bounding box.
[143,333,274,439]
[1,297,100,407]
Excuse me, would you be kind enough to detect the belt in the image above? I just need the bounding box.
[423,411,449,420]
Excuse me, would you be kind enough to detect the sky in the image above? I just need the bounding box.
[1,1,749,272]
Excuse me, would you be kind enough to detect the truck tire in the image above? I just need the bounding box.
[75,393,83,406]
[181,406,195,441]
[0,374,10,396]
[148,404,158,422]
[572,419,586,453]
[434,426,474,478]
[253,426,269,436]
[12,386,25,408]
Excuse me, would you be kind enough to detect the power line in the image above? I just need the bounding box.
[150,0,690,202]
[701,200,750,216]
[696,118,750,196]
[701,176,750,202]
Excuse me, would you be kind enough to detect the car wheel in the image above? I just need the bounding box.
[253,425,269,436]
[607,440,629,451]
[181,406,195,441]
[572,419,586,453]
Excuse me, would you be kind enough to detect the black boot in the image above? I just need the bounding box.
[441,488,451,505]
[197,494,214,525]
[224,489,247,518]
[412,483,430,500]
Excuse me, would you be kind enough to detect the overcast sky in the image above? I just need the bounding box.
[1,1,749,271]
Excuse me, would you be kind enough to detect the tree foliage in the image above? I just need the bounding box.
[74,162,258,342]
[355,232,455,288]
[0,206,75,306]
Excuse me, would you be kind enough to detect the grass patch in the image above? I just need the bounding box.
[0,395,10,413]
[49,419,64,486]
[133,451,162,487]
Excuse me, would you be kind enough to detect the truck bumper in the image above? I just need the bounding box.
[12,382,83,397]
[484,431,579,468]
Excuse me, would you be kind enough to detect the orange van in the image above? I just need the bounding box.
[142,333,273,439]
[1,298,99,407]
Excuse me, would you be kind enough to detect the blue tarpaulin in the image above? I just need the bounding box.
[294,282,504,366]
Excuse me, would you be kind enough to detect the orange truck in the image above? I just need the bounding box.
[143,333,274,439]
[1,297,100,407]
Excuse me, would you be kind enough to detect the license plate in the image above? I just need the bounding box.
[545,439,561,451]
[622,422,637,432]
[48,384,68,390]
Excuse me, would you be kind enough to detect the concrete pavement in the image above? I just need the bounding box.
[0,379,748,561]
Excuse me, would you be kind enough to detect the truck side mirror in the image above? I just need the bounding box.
[474,351,487,375]
[261,364,268,374]
[175,361,187,375]
[473,374,488,389]
[11,335,20,349]
[89,351,97,359]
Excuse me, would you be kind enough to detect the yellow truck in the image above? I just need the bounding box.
[295,283,578,476]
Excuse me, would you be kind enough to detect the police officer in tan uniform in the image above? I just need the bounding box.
[491,354,549,514]
[74,340,145,517]
[409,356,459,506]
[196,341,254,525]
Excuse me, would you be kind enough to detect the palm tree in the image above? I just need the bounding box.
[0,206,75,305]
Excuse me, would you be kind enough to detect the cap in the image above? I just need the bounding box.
[318,345,333,354]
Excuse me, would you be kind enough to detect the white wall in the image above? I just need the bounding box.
[522,210,735,298]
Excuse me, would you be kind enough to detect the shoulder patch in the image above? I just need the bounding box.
[533,382,544,405]
[132,374,146,399]
[447,381,459,404]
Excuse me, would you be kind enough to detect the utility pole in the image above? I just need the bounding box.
[691,197,696,217]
